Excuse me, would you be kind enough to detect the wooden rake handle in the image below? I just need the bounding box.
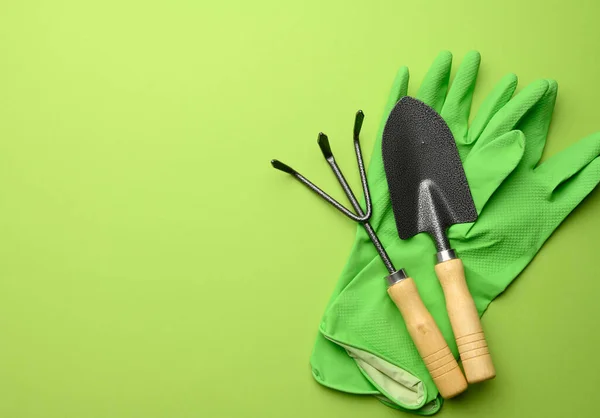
[387,277,467,398]
[435,258,496,383]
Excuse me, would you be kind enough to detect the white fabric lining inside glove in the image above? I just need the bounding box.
[327,338,426,409]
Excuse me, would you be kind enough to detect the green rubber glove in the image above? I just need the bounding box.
[310,50,537,412]
[311,51,600,414]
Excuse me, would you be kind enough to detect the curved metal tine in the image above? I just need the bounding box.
[270,159,367,222]
[318,130,371,223]
[352,110,372,220]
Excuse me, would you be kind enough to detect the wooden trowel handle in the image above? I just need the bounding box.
[387,277,467,398]
[435,258,496,383]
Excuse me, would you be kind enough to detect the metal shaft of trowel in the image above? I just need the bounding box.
[327,160,395,274]
[431,223,452,253]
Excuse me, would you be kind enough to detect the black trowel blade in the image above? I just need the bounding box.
[381,96,477,244]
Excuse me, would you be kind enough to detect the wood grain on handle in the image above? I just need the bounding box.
[434,258,496,383]
[387,277,467,398]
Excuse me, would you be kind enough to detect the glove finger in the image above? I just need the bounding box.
[551,156,600,213]
[382,66,410,116]
[516,79,558,168]
[467,73,518,144]
[535,132,600,192]
[462,130,525,214]
[475,79,550,148]
[440,50,481,141]
[416,51,453,112]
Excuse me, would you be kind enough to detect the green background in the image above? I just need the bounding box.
[0,1,599,417]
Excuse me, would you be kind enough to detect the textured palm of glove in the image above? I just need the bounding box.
[310,51,558,414]
[452,80,600,308]
[318,60,600,413]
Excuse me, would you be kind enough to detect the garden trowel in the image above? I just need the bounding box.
[382,96,496,384]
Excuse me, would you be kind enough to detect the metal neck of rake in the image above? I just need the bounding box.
[361,222,395,274]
